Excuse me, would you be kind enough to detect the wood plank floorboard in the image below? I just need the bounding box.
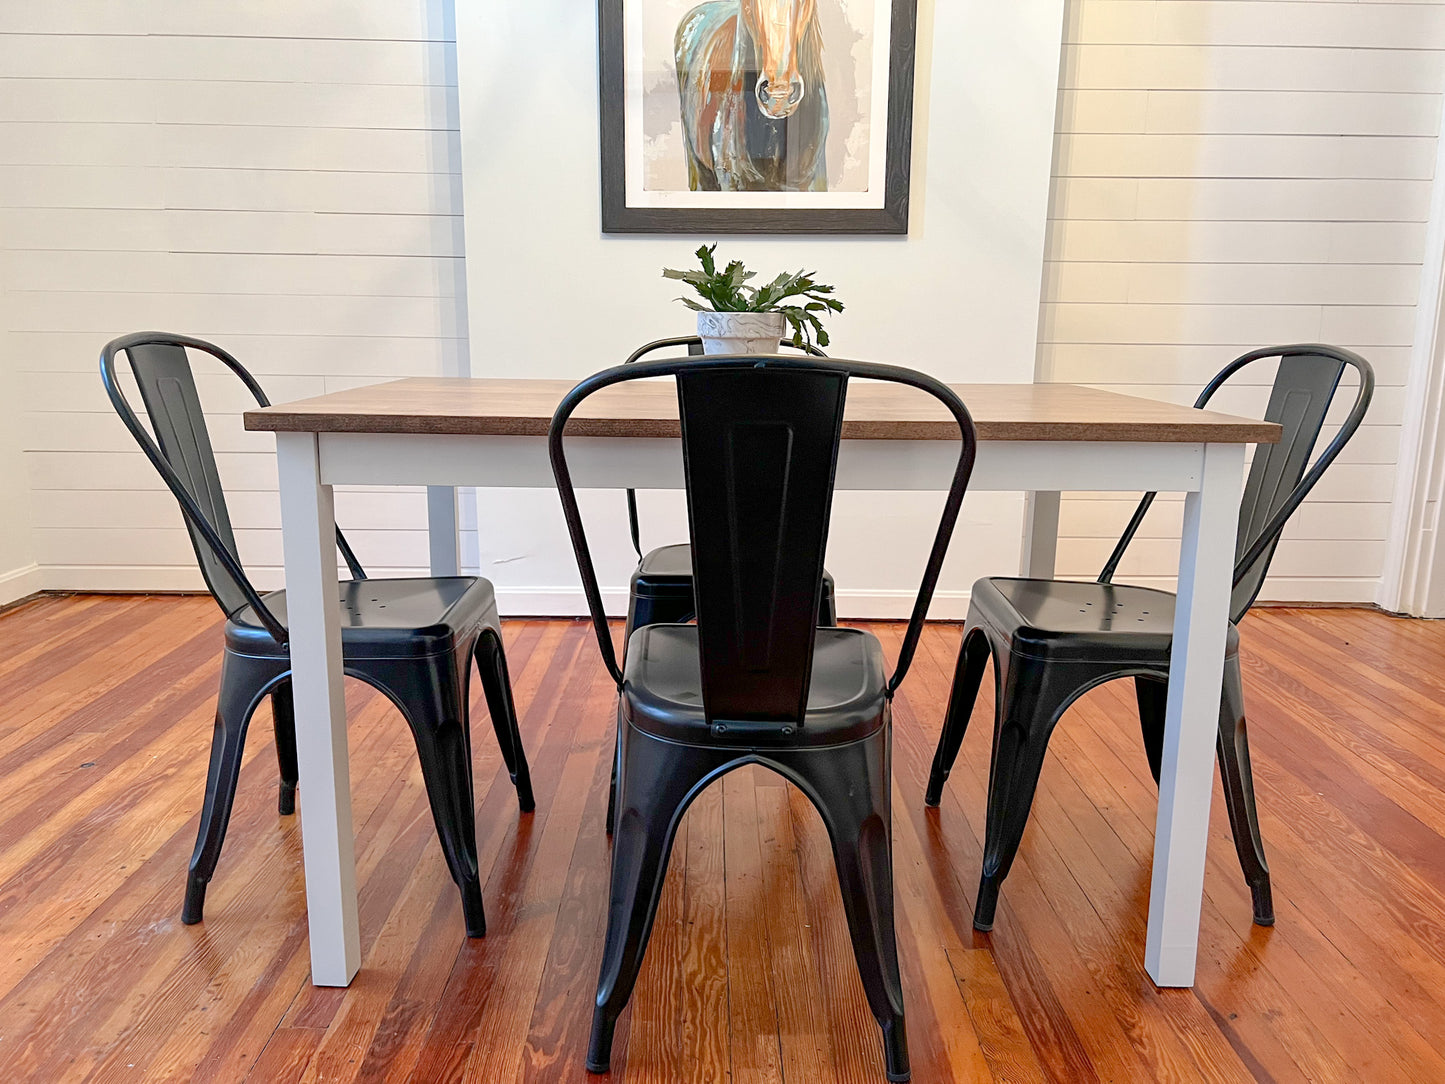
[0,596,1443,1081]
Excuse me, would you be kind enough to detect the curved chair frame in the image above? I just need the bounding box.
[925,343,1374,931]
[552,354,977,1082]
[100,332,533,934]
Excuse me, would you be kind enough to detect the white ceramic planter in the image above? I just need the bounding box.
[696,310,786,355]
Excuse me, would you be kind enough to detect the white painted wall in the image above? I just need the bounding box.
[455,0,1068,616]
[0,1,471,596]
[1042,0,1445,603]
[4,0,1443,612]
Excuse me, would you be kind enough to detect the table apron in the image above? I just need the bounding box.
[316,433,1210,493]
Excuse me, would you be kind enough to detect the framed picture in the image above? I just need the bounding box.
[598,0,918,234]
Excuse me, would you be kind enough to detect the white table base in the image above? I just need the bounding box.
[275,432,1244,988]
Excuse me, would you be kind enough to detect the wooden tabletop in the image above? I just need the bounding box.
[245,377,1281,444]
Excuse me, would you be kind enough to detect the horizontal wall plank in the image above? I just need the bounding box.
[1058,497,1392,540]
[0,79,456,129]
[1069,1,1445,49]
[1,251,464,297]
[1054,535,1387,579]
[0,165,463,215]
[30,487,431,532]
[1131,178,1433,223]
[0,209,465,257]
[1056,133,1437,180]
[1038,342,1411,386]
[0,0,450,40]
[1045,219,1426,264]
[1043,301,1418,347]
[1059,89,1442,138]
[1045,262,1424,307]
[5,291,464,339]
[0,36,455,84]
[1061,44,1445,93]
[27,450,280,493]
[0,122,461,173]
[29,526,430,569]
[6,332,466,377]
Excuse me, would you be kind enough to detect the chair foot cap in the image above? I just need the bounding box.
[182,874,207,924]
[515,779,536,813]
[461,880,486,938]
[1251,882,1274,926]
[278,783,297,816]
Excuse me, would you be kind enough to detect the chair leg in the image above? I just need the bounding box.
[605,739,620,838]
[1217,655,1273,925]
[589,723,717,1074]
[782,730,909,1082]
[975,661,1082,932]
[611,590,696,835]
[925,623,991,806]
[184,651,278,924]
[271,678,299,815]
[370,655,486,938]
[475,627,535,813]
[819,571,838,625]
[1133,674,1167,786]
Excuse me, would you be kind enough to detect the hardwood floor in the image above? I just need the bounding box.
[1,594,1443,1082]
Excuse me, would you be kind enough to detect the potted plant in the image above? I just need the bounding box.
[662,244,844,354]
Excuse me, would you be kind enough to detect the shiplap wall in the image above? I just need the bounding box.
[0,1,470,593]
[1042,0,1445,603]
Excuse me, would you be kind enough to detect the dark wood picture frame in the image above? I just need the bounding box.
[598,0,918,234]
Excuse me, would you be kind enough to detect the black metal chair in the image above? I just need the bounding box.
[100,332,534,936]
[552,354,978,1083]
[924,344,1374,933]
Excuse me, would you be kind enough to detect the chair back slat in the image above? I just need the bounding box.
[1096,343,1372,623]
[125,341,250,616]
[622,336,821,558]
[102,332,365,644]
[676,365,848,725]
[1229,352,1345,619]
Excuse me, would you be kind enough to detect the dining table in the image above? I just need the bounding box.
[244,375,1280,990]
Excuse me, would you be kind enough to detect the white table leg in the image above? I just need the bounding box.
[1021,490,1061,578]
[427,485,461,576]
[1146,441,1245,986]
[276,431,361,986]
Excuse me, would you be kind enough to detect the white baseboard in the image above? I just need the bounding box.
[41,564,208,594]
[0,563,43,607]
[492,586,976,621]
[28,567,1383,617]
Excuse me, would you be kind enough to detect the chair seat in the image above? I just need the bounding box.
[226,576,498,659]
[972,577,1239,665]
[622,624,888,746]
[632,543,697,599]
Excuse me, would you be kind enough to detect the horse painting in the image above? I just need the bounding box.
[674,0,829,192]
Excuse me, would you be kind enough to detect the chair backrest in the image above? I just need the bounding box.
[621,335,826,558]
[1098,343,1374,623]
[100,332,365,644]
[550,355,978,725]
